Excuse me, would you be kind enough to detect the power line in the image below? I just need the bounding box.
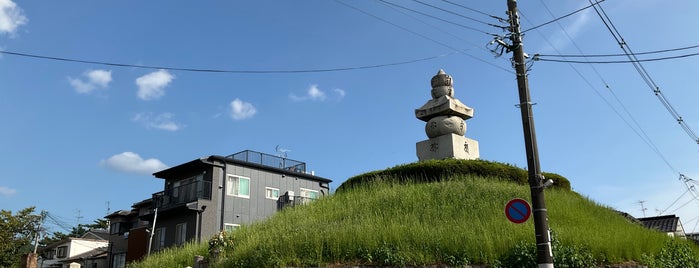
[376,0,511,68]
[377,0,497,36]
[440,0,506,21]
[520,9,678,174]
[410,0,506,30]
[536,43,699,58]
[0,49,454,74]
[336,0,513,74]
[659,188,691,215]
[522,0,607,33]
[588,0,699,145]
[534,51,699,64]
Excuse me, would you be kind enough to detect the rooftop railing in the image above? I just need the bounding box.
[227,150,306,173]
[153,181,211,209]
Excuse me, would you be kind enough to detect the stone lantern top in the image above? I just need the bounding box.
[431,69,453,88]
[415,69,473,121]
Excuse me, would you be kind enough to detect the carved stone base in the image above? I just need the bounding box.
[416,134,480,161]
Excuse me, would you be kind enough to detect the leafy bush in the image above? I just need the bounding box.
[642,238,699,268]
[498,231,596,268]
[337,159,571,192]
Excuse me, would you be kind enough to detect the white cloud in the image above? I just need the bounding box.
[133,112,183,131]
[101,152,168,175]
[87,69,112,87]
[229,98,256,120]
[290,85,345,102]
[308,85,326,101]
[68,69,112,94]
[136,69,174,100]
[0,186,16,197]
[0,0,27,36]
[334,88,346,99]
[541,8,592,53]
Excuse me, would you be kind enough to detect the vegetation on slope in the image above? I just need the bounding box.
[337,159,571,192]
[131,160,699,268]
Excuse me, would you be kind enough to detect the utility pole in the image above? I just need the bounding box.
[506,0,554,267]
[638,200,647,217]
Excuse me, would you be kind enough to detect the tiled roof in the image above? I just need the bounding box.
[638,215,679,233]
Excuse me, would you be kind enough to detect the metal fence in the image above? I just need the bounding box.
[227,150,306,173]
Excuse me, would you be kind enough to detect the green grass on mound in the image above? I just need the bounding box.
[131,160,699,268]
[206,177,686,267]
[337,159,571,192]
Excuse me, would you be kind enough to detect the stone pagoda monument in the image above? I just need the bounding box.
[415,69,480,161]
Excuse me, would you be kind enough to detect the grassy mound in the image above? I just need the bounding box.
[131,161,699,267]
[337,159,571,192]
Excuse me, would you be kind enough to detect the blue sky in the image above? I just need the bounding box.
[2,0,699,235]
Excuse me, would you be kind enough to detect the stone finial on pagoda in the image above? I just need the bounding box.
[415,69,480,161]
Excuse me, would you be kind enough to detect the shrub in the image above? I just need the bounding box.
[642,238,699,268]
[337,159,571,192]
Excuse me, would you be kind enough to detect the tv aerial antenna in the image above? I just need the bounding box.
[275,145,290,159]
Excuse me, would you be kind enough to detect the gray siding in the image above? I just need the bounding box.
[221,163,326,226]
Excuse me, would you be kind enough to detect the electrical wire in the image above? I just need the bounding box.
[440,0,505,21]
[520,9,678,174]
[668,197,695,214]
[522,0,607,33]
[377,0,497,36]
[336,0,513,74]
[0,49,455,74]
[588,0,699,145]
[530,1,696,218]
[410,0,506,30]
[535,51,699,64]
[376,0,511,67]
[659,188,691,215]
[537,43,699,58]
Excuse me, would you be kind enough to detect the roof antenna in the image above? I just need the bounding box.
[275,145,290,159]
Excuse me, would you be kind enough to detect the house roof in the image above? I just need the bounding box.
[104,209,135,219]
[153,154,332,184]
[60,247,108,262]
[81,229,110,240]
[638,215,681,233]
[43,237,108,250]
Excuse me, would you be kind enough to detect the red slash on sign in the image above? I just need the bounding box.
[505,198,531,224]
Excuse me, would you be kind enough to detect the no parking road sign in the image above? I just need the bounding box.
[505,198,531,224]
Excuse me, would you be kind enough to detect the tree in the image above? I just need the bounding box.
[0,207,42,268]
[40,218,110,247]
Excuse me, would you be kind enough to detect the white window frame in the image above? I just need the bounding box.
[300,188,319,199]
[224,223,240,232]
[265,187,280,200]
[227,175,250,198]
[175,222,187,245]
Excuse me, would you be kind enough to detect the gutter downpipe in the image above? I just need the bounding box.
[219,159,227,231]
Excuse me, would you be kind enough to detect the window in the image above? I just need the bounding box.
[224,223,240,232]
[112,253,126,268]
[265,187,279,199]
[175,223,188,245]
[56,246,67,258]
[227,175,250,198]
[153,227,166,251]
[300,188,319,199]
[44,249,55,259]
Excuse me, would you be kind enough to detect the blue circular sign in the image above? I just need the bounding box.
[505,198,531,224]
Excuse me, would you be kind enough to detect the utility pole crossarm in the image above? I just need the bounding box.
[506,0,555,267]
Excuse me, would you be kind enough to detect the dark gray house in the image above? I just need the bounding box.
[638,214,686,238]
[106,150,331,267]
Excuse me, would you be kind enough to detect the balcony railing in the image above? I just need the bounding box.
[153,181,211,209]
[227,150,306,173]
